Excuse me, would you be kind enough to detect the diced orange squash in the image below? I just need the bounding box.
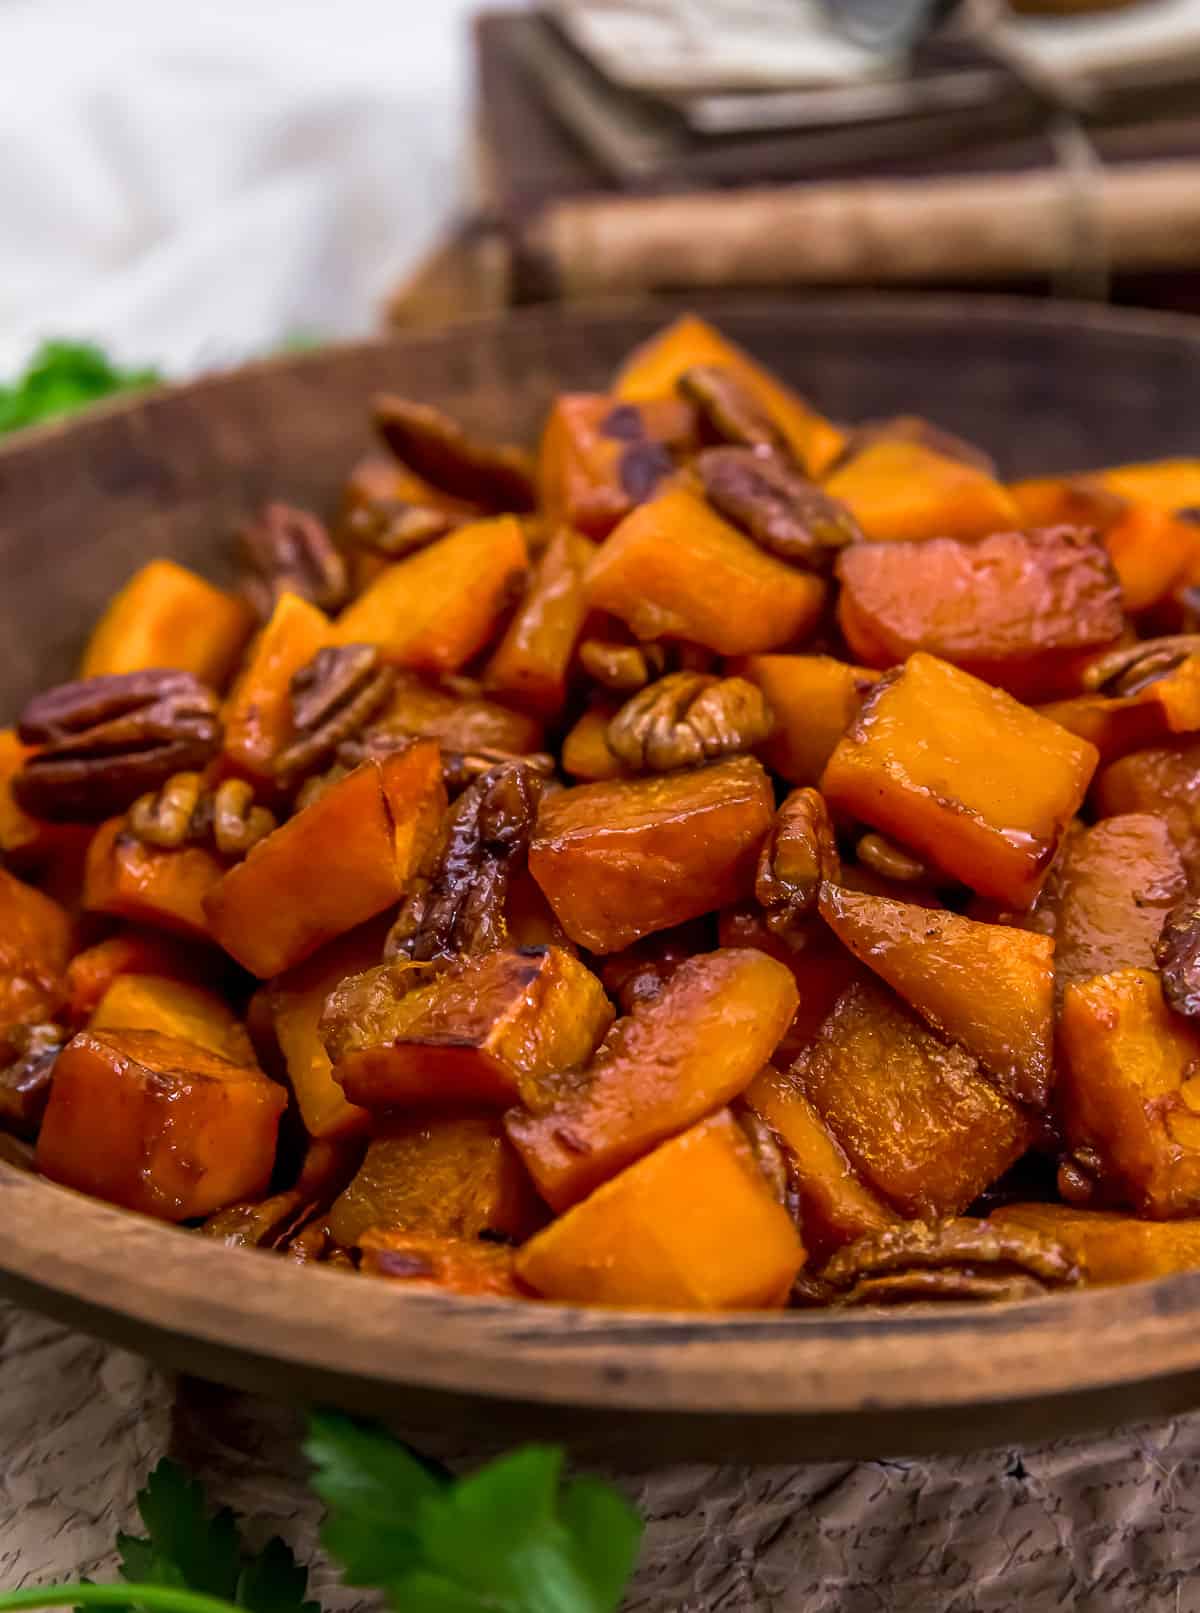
[822,439,1019,543]
[0,729,61,862]
[37,1027,285,1221]
[368,674,545,759]
[482,528,594,717]
[1059,968,1200,1217]
[743,1064,896,1260]
[1098,459,1200,512]
[205,744,446,977]
[221,592,333,783]
[992,1203,1200,1285]
[83,818,224,942]
[538,393,696,537]
[334,516,528,671]
[328,1108,542,1246]
[267,923,388,1141]
[560,704,625,782]
[736,655,878,786]
[328,946,614,1110]
[358,1231,525,1297]
[0,866,71,1039]
[1092,740,1200,883]
[1049,815,1186,990]
[64,930,210,1025]
[89,974,256,1065]
[792,979,1034,1219]
[515,1108,804,1310]
[822,653,1098,908]
[504,868,575,953]
[1039,691,1169,763]
[529,757,775,953]
[837,528,1123,698]
[818,884,1054,1109]
[506,947,799,1211]
[80,559,253,688]
[584,487,826,656]
[614,314,845,477]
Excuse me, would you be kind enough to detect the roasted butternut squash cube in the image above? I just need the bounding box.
[328,1108,542,1246]
[818,884,1054,1109]
[89,974,256,1066]
[221,591,333,783]
[743,1064,896,1261]
[538,393,696,538]
[0,729,60,862]
[327,946,613,1110]
[64,929,210,1025]
[1038,691,1168,763]
[83,818,224,942]
[1059,968,1200,1217]
[0,866,71,1040]
[482,528,594,717]
[515,1108,804,1310]
[358,1231,525,1296]
[1099,459,1200,511]
[506,947,798,1211]
[205,744,446,976]
[1092,740,1200,883]
[736,655,877,786]
[530,756,773,954]
[560,704,625,782]
[837,528,1123,698]
[614,314,845,477]
[992,1203,1200,1285]
[792,979,1034,1219]
[81,559,253,687]
[821,653,1098,908]
[334,516,528,671]
[822,438,1019,543]
[584,487,825,656]
[37,1028,285,1220]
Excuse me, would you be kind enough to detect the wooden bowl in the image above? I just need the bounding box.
[5,294,1200,1463]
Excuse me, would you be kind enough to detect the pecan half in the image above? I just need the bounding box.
[696,446,862,568]
[1083,635,1200,698]
[819,1218,1082,1307]
[0,1022,65,1138]
[273,644,396,787]
[128,773,277,860]
[373,394,536,511]
[236,501,349,620]
[840,415,997,475]
[755,788,840,937]
[855,831,928,885]
[578,638,669,693]
[339,497,456,560]
[385,762,543,963]
[14,670,221,821]
[201,1189,315,1250]
[678,365,787,453]
[607,671,772,773]
[736,1107,790,1208]
[1156,898,1200,1018]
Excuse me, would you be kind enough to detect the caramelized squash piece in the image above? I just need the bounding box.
[538,393,696,538]
[358,1231,525,1296]
[221,591,333,783]
[792,979,1034,1219]
[369,675,544,759]
[718,906,866,1066]
[89,974,255,1065]
[1092,740,1200,883]
[0,729,62,862]
[584,487,826,656]
[83,818,224,942]
[515,1108,804,1310]
[838,528,1123,698]
[1059,968,1200,1217]
[1098,459,1200,511]
[822,653,1098,908]
[206,745,446,976]
[334,516,527,671]
[506,947,799,1210]
[0,866,71,1040]
[823,439,1019,543]
[81,559,253,687]
[482,528,594,717]
[37,1027,285,1220]
[1050,815,1186,991]
[614,314,845,477]
[327,946,613,1110]
[819,884,1054,1109]
[560,704,625,782]
[65,929,209,1025]
[992,1203,1200,1285]
[529,756,775,953]
[737,655,877,786]
[328,1108,541,1246]
[743,1064,896,1261]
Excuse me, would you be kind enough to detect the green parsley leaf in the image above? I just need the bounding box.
[235,1538,320,1613]
[122,1462,242,1603]
[0,340,160,434]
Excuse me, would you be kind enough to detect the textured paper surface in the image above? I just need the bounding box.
[6,1299,1200,1611]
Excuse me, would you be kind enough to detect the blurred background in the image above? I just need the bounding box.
[4,0,1200,382]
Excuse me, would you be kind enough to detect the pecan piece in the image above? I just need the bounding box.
[236,501,349,620]
[755,787,840,937]
[578,638,669,693]
[855,831,928,885]
[201,1189,315,1250]
[128,773,277,860]
[0,1022,65,1138]
[14,670,221,820]
[373,394,536,511]
[606,671,772,773]
[1083,635,1200,697]
[385,761,543,963]
[273,644,396,787]
[678,365,787,453]
[696,446,862,568]
[339,496,456,560]
[1155,898,1200,1018]
[820,1218,1083,1307]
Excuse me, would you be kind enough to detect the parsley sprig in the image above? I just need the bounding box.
[0,1415,642,1613]
[0,342,161,434]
